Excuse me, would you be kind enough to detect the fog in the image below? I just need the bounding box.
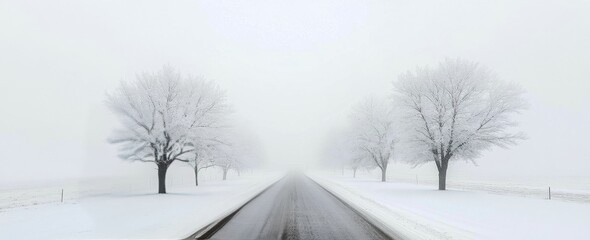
[1,0,589,187]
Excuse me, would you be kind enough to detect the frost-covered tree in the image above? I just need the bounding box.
[107,66,227,193]
[394,59,527,190]
[187,137,219,186]
[210,127,263,180]
[322,129,371,178]
[349,97,398,182]
[185,98,230,186]
[231,133,264,176]
[216,149,235,181]
[348,154,368,178]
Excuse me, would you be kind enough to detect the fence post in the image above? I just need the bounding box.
[548,186,551,200]
[61,189,64,203]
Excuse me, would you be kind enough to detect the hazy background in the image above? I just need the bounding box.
[1,0,589,187]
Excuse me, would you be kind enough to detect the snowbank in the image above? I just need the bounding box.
[0,173,282,239]
[310,175,590,240]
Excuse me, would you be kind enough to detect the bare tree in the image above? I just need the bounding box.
[107,66,227,193]
[349,97,398,182]
[394,59,527,190]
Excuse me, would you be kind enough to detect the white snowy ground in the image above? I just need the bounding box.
[0,172,282,239]
[311,174,590,240]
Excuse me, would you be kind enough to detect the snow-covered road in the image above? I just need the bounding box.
[206,174,391,240]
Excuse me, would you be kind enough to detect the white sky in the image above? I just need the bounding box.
[1,0,589,186]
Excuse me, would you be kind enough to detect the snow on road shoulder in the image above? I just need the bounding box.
[310,174,474,240]
[0,173,282,239]
[310,174,590,240]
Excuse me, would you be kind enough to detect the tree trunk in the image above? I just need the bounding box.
[438,161,448,190]
[157,163,169,194]
[194,167,199,186]
[353,168,357,178]
[381,167,387,182]
[222,168,228,180]
[438,168,447,190]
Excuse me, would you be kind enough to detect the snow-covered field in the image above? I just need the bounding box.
[0,167,259,209]
[337,168,590,204]
[0,172,282,239]
[312,174,590,240]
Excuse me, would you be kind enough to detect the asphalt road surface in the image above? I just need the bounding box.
[208,174,391,240]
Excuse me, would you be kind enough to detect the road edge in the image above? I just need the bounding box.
[307,175,404,240]
[184,176,285,240]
